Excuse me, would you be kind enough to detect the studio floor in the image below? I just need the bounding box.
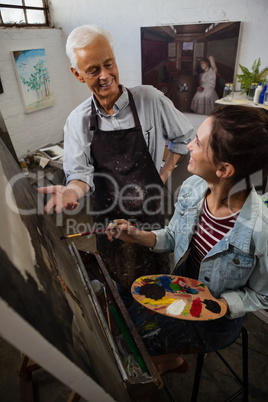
[1,199,268,402]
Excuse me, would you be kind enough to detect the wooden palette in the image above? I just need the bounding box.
[131,275,227,321]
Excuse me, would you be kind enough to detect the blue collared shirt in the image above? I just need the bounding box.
[153,175,268,319]
[63,85,194,192]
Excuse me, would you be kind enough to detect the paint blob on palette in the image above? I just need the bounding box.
[131,275,227,321]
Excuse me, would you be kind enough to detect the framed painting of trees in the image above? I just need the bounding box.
[11,48,54,113]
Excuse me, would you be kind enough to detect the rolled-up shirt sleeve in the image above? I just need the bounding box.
[160,93,194,155]
[130,86,194,170]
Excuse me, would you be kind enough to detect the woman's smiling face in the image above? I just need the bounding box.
[187,117,219,182]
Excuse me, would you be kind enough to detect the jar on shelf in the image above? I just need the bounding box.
[223,83,234,102]
[248,83,258,101]
[264,86,268,106]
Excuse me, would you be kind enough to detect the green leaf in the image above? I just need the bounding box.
[236,58,268,92]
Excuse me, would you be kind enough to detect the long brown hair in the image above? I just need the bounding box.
[209,105,268,191]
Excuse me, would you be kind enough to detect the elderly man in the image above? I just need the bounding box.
[39,25,193,301]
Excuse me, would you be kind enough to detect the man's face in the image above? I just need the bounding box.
[71,36,120,106]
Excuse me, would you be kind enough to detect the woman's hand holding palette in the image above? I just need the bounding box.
[131,275,227,321]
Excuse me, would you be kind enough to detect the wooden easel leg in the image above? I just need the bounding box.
[18,354,81,402]
[68,390,81,402]
[17,355,40,402]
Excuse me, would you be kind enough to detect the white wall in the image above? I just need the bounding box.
[49,0,268,113]
[0,28,74,158]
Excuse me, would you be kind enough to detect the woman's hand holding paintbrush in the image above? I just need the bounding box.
[61,220,138,240]
[106,219,157,248]
[61,218,157,247]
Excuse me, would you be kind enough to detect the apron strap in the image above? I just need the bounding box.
[126,88,141,127]
[90,100,97,131]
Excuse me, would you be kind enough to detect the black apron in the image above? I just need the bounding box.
[90,89,170,293]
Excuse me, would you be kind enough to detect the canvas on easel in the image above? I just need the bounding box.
[0,138,163,402]
[0,138,129,402]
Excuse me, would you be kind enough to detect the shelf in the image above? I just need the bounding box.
[216,92,268,110]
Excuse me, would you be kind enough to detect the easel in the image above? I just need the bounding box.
[17,354,81,402]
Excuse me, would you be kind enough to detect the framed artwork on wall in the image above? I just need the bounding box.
[11,48,54,113]
[141,22,241,114]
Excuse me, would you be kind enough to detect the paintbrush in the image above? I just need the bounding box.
[60,222,137,240]
[61,228,116,240]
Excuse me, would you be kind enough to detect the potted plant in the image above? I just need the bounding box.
[236,58,268,94]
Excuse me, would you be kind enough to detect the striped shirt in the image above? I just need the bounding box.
[190,198,240,269]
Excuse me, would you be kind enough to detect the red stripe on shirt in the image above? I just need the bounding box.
[190,199,240,269]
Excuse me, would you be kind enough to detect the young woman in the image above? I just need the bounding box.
[106,105,268,375]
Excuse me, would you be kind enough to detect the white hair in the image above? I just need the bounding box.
[66,25,114,70]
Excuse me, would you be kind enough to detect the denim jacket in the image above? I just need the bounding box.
[153,175,268,319]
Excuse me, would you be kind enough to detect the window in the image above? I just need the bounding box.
[0,0,50,27]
